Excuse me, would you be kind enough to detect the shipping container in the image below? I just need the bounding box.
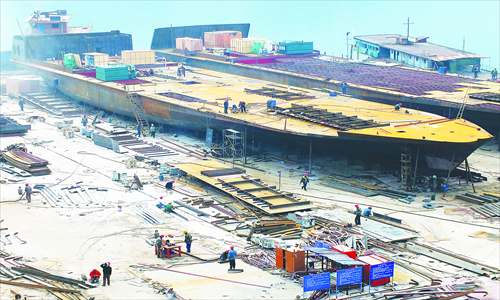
[83,52,109,67]
[277,41,313,55]
[121,50,155,65]
[230,38,271,54]
[96,64,133,82]
[175,37,203,51]
[204,31,242,49]
[356,254,391,287]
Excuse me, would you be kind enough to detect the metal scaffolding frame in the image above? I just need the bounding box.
[222,129,246,167]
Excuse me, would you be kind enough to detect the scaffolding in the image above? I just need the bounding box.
[223,129,246,167]
[401,146,412,191]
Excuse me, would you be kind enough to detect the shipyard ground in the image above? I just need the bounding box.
[0,94,499,299]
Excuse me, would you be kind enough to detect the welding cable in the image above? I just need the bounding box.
[49,151,87,187]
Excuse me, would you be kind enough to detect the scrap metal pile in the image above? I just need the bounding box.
[455,192,500,218]
[0,250,93,300]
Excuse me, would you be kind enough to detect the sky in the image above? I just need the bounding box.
[1,1,499,68]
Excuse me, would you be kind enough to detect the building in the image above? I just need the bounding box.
[24,9,92,35]
[11,31,133,62]
[353,34,486,73]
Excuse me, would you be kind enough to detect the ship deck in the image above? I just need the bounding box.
[22,60,493,145]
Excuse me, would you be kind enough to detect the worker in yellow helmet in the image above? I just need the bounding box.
[164,202,175,213]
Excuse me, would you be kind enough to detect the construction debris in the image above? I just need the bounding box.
[0,115,31,135]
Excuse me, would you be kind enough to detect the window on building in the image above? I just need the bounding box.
[409,55,412,59]
[424,59,426,63]
[52,23,59,28]
[416,57,418,61]
[375,47,379,51]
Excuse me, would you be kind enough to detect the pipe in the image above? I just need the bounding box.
[174,200,209,216]
[138,263,270,288]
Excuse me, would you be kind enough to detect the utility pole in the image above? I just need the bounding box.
[403,17,414,38]
[346,32,350,59]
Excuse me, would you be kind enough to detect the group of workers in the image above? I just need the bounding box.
[223,98,247,114]
[88,262,112,286]
[153,229,193,258]
[354,204,372,226]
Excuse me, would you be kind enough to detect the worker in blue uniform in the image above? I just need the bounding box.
[224,98,229,114]
[228,246,237,269]
[363,207,372,217]
[341,82,348,94]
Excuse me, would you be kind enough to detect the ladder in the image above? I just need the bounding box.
[127,90,149,135]
[456,86,471,120]
[400,146,412,191]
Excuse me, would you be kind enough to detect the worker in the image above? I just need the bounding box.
[220,249,230,261]
[228,246,237,270]
[156,234,164,258]
[472,65,479,79]
[100,262,112,286]
[150,124,156,138]
[184,230,192,253]
[304,173,309,181]
[81,114,88,127]
[135,122,142,137]
[231,104,239,113]
[154,230,160,239]
[354,205,362,226]
[395,103,402,111]
[165,180,174,190]
[89,269,101,283]
[300,175,309,191]
[363,206,373,217]
[492,67,498,81]
[149,69,155,76]
[164,202,175,213]
[224,98,229,114]
[18,98,24,111]
[341,82,348,94]
[239,101,247,113]
[24,183,32,203]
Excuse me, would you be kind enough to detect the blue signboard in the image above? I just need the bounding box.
[370,261,394,281]
[314,241,330,249]
[303,273,331,292]
[337,267,363,287]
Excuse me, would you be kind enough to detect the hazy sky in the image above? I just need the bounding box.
[1,1,499,67]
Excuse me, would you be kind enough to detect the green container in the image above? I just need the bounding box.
[96,64,133,81]
[277,41,313,55]
[252,41,263,54]
[63,54,76,68]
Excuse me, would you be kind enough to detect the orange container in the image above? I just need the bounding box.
[331,245,356,260]
[204,31,242,49]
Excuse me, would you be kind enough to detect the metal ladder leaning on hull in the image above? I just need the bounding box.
[127,87,149,136]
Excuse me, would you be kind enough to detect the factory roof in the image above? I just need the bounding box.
[354,34,487,62]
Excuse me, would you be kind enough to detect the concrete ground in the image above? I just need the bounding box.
[1,86,499,299]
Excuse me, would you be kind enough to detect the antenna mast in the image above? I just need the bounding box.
[403,17,414,38]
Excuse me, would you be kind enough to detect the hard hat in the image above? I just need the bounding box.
[160,196,163,199]
[355,204,359,207]
[369,207,372,209]
[160,235,164,237]
[304,173,308,176]
[169,202,172,204]
[84,114,86,117]
[168,234,173,237]
[183,230,188,233]
[107,262,110,265]
[171,180,175,183]
[25,183,29,186]
[93,269,97,271]
[151,124,154,126]
[138,122,141,124]
[475,65,478,66]
[230,246,234,249]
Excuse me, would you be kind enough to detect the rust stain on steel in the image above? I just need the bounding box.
[142,97,172,119]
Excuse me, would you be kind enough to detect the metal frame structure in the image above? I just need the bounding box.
[244,87,315,100]
[222,129,246,166]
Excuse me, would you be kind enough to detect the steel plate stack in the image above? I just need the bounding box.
[2,150,51,175]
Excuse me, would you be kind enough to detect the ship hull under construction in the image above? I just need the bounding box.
[14,60,492,176]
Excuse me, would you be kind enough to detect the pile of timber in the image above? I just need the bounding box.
[0,255,93,300]
[455,193,500,218]
[2,150,51,175]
